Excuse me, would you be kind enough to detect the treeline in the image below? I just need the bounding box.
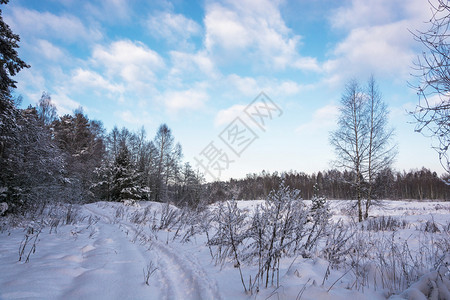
[205,169,450,202]
[0,93,204,213]
[1,93,448,215]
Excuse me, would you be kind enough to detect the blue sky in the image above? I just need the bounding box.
[3,0,445,180]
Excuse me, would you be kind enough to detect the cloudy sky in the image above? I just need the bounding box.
[3,0,445,180]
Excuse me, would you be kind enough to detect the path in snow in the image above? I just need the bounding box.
[151,239,222,300]
[84,203,222,300]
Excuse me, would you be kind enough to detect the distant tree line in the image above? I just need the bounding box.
[204,169,449,202]
[1,92,448,215]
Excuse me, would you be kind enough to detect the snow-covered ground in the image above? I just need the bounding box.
[0,200,449,300]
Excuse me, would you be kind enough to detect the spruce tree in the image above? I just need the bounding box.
[0,0,29,101]
[111,142,147,201]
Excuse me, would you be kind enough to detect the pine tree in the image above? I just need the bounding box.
[0,0,29,101]
[52,110,105,202]
[90,160,114,201]
[308,183,330,226]
[310,183,327,213]
[111,142,148,202]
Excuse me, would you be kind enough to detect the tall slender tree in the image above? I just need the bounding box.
[330,78,396,221]
[152,124,182,202]
[364,77,397,218]
[330,80,368,221]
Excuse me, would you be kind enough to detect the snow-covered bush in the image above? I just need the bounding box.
[363,216,409,232]
[207,180,327,293]
[321,219,354,267]
[172,206,204,243]
[208,200,249,292]
[422,219,441,233]
[157,203,180,230]
[252,180,306,288]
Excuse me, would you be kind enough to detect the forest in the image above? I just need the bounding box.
[1,92,448,216]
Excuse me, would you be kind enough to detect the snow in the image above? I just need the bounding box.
[0,200,448,300]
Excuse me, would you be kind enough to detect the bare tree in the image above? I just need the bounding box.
[152,124,182,202]
[330,80,368,222]
[411,0,450,178]
[331,78,396,221]
[36,92,57,126]
[364,77,397,219]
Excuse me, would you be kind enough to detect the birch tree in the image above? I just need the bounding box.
[364,77,397,218]
[330,78,396,221]
[330,80,368,222]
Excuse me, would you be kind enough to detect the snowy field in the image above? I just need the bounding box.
[0,199,449,300]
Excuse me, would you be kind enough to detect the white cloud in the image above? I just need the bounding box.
[169,50,217,78]
[214,99,285,136]
[226,74,307,98]
[34,40,65,61]
[84,0,132,23]
[226,75,259,97]
[163,87,209,113]
[214,104,247,127]
[204,0,320,71]
[116,110,153,126]
[400,93,448,118]
[330,0,403,30]
[71,68,124,94]
[5,7,102,43]
[296,104,339,134]
[292,57,321,72]
[15,68,46,96]
[51,91,82,115]
[266,80,308,97]
[147,11,201,46]
[324,22,416,81]
[92,40,165,84]
[205,5,251,51]
[324,0,432,85]
[330,0,431,31]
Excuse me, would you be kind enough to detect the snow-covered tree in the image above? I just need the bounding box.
[52,109,105,202]
[110,141,149,202]
[36,92,57,126]
[151,124,183,202]
[305,183,330,252]
[364,76,397,218]
[0,0,29,100]
[310,183,327,214]
[175,162,205,207]
[330,78,396,221]
[0,107,65,212]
